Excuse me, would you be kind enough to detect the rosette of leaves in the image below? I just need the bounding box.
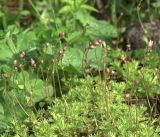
[122,60,160,97]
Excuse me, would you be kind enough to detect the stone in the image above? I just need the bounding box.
[122,19,160,50]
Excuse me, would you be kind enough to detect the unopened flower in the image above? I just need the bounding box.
[13,60,17,67]
[112,40,117,45]
[127,44,131,50]
[98,39,102,44]
[19,51,25,59]
[121,57,127,64]
[40,60,44,64]
[148,40,153,48]
[58,49,63,56]
[30,58,36,67]
[94,40,100,46]
[101,41,106,48]
[111,70,116,75]
[59,32,65,38]
[18,63,23,70]
[125,92,130,99]
[147,40,153,52]
[89,44,96,49]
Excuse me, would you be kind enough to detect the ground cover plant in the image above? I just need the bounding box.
[0,0,160,136]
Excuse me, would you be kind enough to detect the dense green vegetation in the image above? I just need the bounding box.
[0,0,159,136]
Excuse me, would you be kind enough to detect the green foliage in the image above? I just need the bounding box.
[0,0,159,136]
[75,11,118,39]
[59,0,98,14]
[2,77,159,136]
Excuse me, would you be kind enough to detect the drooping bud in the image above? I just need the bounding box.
[101,41,106,48]
[19,51,25,59]
[89,44,96,49]
[147,40,153,52]
[98,39,102,44]
[148,40,153,48]
[59,32,65,38]
[13,60,17,67]
[30,58,36,67]
[126,44,131,50]
[125,92,130,99]
[58,49,63,56]
[94,40,100,46]
[18,63,23,70]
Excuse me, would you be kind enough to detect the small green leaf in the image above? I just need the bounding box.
[81,4,99,12]
[59,6,73,14]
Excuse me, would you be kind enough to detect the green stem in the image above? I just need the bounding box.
[19,0,24,11]
[111,0,117,27]
[28,0,41,20]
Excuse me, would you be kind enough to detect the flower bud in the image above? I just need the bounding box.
[58,49,63,56]
[98,39,102,44]
[30,58,36,67]
[18,63,23,70]
[94,40,100,46]
[89,45,96,49]
[13,60,17,67]
[127,44,131,50]
[148,40,153,48]
[40,60,44,64]
[147,40,153,52]
[19,51,25,59]
[101,41,106,48]
[59,32,65,38]
[125,92,130,99]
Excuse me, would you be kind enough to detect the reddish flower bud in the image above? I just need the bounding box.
[58,49,63,56]
[89,45,96,49]
[94,40,100,46]
[98,39,102,44]
[19,51,25,59]
[30,58,36,67]
[112,40,117,45]
[18,63,23,70]
[59,32,65,38]
[127,44,131,50]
